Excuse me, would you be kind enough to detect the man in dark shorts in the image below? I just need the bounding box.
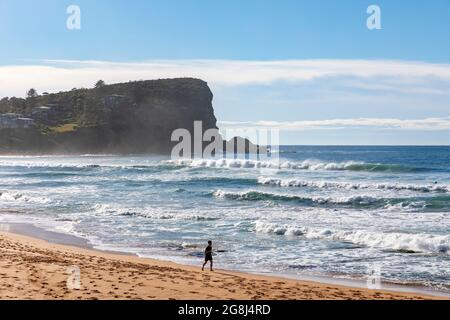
[202,240,213,271]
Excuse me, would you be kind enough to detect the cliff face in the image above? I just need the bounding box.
[0,78,218,154]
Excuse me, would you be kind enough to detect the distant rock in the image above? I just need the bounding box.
[223,137,268,154]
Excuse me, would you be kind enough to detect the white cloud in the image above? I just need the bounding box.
[218,117,450,131]
[1,59,450,97]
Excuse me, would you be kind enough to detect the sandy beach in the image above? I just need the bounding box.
[0,230,445,300]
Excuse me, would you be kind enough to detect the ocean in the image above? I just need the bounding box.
[0,146,449,292]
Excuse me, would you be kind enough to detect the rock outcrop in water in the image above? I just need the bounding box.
[0,78,220,154]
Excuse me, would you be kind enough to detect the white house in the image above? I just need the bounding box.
[102,95,129,107]
[17,118,35,128]
[0,113,35,129]
[31,106,51,120]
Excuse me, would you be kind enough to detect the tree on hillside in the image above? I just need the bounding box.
[27,88,38,98]
[95,80,106,89]
[132,85,145,104]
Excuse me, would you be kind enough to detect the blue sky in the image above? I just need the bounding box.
[1,0,449,144]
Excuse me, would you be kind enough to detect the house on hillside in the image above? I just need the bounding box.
[30,105,63,124]
[0,113,21,127]
[0,113,34,129]
[31,106,52,120]
[102,95,130,108]
[17,118,35,128]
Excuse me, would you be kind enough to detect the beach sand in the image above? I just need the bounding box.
[0,231,444,300]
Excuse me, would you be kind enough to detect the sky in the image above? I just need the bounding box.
[0,0,449,145]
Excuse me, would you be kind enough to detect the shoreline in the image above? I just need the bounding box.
[0,222,448,300]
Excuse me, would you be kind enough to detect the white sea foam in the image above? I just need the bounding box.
[91,203,219,221]
[168,158,361,170]
[254,221,450,254]
[166,158,418,172]
[0,157,420,174]
[254,221,305,236]
[167,158,281,169]
[257,177,449,193]
[0,191,51,204]
[213,189,383,206]
[0,161,100,168]
[92,203,174,219]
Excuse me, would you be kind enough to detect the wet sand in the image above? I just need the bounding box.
[0,230,445,300]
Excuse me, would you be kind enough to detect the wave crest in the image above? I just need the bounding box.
[212,189,450,210]
[214,189,385,206]
[254,221,450,254]
[0,191,51,204]
[166,158,423,173]
[258,177,449,193]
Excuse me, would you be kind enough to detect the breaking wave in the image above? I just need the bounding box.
[257,177,449,193]
[0,161,181,172]
[0,191,51,204]
[166,159,425,173]
[91,204,219,221]
[212,189,450,210]
[254,221,450,255]
[0,158,428,174]
[213,189,384,206]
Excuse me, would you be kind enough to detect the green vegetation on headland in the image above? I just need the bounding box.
[49,123,78,133]
[0,78,218,154]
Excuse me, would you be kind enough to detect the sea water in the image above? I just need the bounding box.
[0,146,449,292]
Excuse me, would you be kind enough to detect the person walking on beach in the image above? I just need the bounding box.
[202,240,213,271]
